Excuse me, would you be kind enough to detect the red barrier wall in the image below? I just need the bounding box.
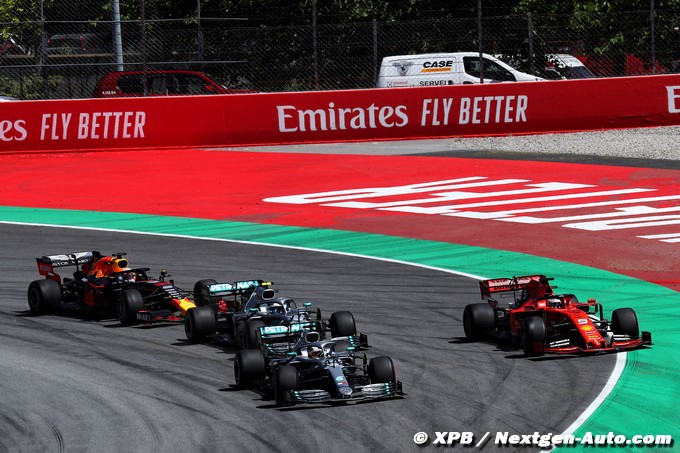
[2,75,680,152]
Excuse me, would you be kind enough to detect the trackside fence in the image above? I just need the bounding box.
[1,3,680,99]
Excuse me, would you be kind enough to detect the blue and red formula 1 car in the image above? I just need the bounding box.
[28,251,196,325]
[462,275,652,356]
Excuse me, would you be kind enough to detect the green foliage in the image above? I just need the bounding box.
[2,0,680,98]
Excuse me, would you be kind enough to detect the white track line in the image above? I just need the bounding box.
[1,218,624,443]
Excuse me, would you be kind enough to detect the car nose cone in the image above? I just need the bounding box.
[339,386,353,397]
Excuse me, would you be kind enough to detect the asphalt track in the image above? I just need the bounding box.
[0,223,615,453]
[2,138,677,452]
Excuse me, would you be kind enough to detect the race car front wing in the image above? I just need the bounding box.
[544,331,652,355]
[289,381,404,404]
[135,309,183,324]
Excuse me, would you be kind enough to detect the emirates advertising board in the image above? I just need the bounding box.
[1,75,680,152]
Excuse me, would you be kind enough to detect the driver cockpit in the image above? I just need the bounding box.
[259,301,285,315]
[546,296,564,308]
[295,331,329,359]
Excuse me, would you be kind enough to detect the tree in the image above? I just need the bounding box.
[515,0,680,74]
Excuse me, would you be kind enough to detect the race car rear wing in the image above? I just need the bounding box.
[36,251,98,283]
[207,280,272,298]
[259,324,369,356]
[480,275,553,299]
[37,251,95,268]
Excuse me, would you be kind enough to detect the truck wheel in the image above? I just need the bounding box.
[463,303,495,340]
[27,279,61,315]
[368,356,396,383]
[612,308,639,338]
[246,320,265,349]
[116,289,144,326]
[273,365,298,406]
[234,349,265,388]
[193,279,217,306]
[185,306,217,343]
[329,311,356,338]
[522,317,546,357]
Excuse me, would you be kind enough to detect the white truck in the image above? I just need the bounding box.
[377,52,543,88]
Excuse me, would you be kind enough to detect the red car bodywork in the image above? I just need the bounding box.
[92,70,253,98]
[468,275,651,355]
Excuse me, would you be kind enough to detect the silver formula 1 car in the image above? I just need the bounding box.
[185,279,359,352]
[233,330,404,406]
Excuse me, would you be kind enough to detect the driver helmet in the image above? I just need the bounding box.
[307,346,323,358]
[267,302,284,314]
[547,297,562,308]
[121,271,136,282]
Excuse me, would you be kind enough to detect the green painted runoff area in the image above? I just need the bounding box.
[2,206,678,448]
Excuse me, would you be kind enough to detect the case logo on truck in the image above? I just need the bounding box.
[421,60,453,73]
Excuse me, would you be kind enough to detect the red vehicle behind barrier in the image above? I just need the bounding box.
[463,275,652,356]
[92,69,253,98]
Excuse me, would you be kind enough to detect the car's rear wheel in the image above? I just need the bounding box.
[612,308,639,338]
[234,349,265,388]
[521,317,546,357]
[116,289,144,326]
[329,311,356,338]
[463,303,495,340]
[193,279,217,306]
[27,279,61,315]
[273,365,298,406]
[368,356,396,383]
[185,306,217,343]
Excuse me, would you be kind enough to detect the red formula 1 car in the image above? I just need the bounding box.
[462,275,652,356]
[27,251,196,325]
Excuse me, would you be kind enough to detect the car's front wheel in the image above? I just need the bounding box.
[116,289,144,325]
[521,317,546,357]
[273,365,298,406]
[329,311,356,338]
[612,308,639,338]
[185,306,217,343]
[234,349,265,388]
[368,356,396,383]
[246,319,265,349]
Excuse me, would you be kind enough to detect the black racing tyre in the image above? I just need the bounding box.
[185,306,217,343]
[193,279,217,306]
[329,311,356,338]
[611,308,639,338]
[368,356,396,384]
[521,317,546,357]
[273,365,298,406]
[463,303,495,340]
[116,289,144,326]
[27,279,61,315]
[246,319,265,349]
[234,349,266,388]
